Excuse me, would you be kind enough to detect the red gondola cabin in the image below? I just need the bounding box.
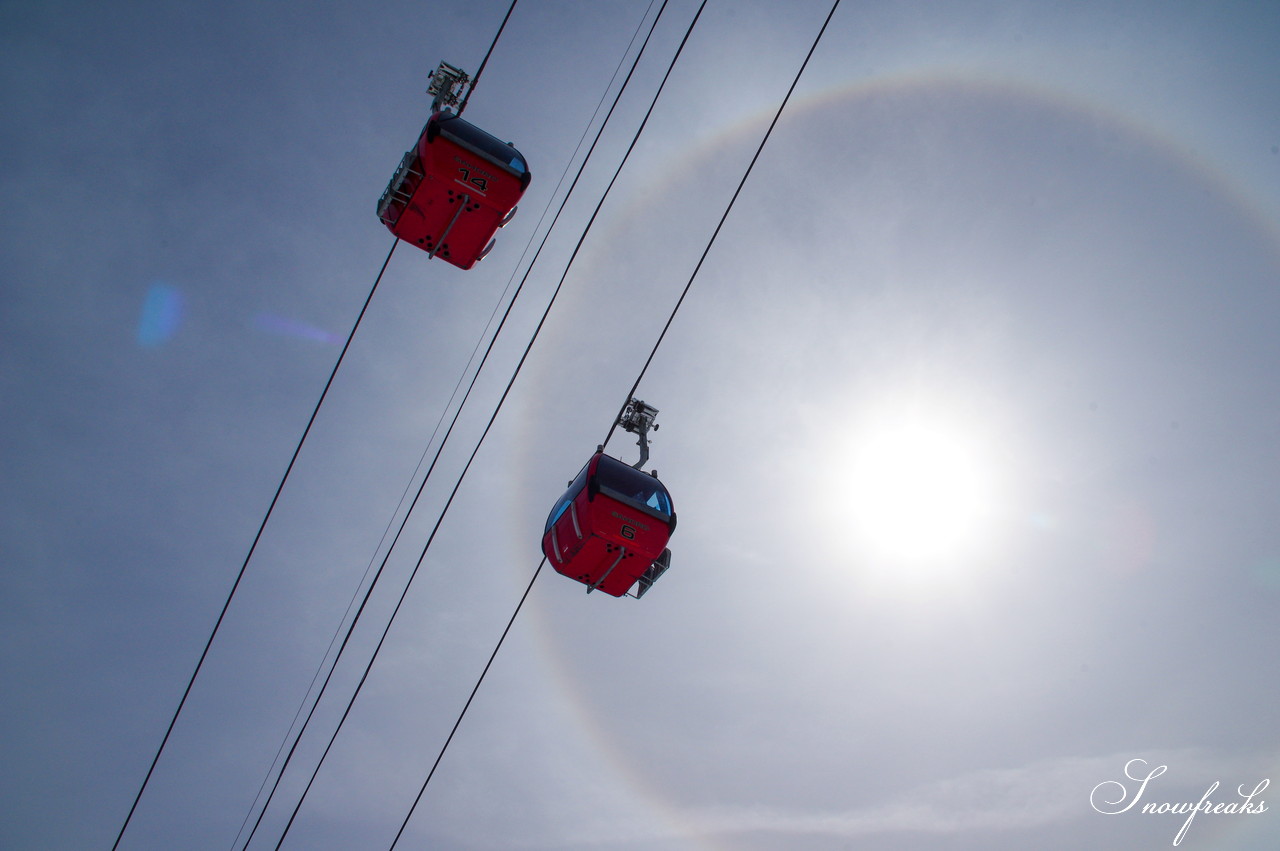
[377,110,531,270]
[542,452,675,598]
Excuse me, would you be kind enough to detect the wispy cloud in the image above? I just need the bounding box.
[526,748,1275,847]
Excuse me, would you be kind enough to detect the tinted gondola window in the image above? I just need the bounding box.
[644,489,672,515]
[595,455,672,518]
[545,461,590,532]
[439,114,529,176]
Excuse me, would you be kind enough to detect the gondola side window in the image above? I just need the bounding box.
[645,489,672,515]
[545,462,591,532]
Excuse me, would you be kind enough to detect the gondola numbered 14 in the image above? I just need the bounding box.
[377,62,531,270]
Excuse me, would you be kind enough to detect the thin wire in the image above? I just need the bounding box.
[458,0,518,116]
[605,0,843,450]
[235,3,548,841]
[393,2,844,843]
[110,240,398,851]
[388,561,545,848]
[231,289,446,851]
[236,3,662,846]
[262,3,681,848]
[387,2,717,843]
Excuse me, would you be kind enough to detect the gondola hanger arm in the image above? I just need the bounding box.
[617,398,659,470]
[427,61,472,112]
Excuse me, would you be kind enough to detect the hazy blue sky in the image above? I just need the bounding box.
[3,1,1278,849]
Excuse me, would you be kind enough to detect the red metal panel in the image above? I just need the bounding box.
[584,492,669,563]
[541,452,674,598]
[380,114,527,270]
[543,489,670,597]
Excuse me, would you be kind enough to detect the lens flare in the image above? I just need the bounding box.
[136,283,186,347]
[252,312,344,345]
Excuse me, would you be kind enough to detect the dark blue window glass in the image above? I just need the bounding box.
[439,113,530,178]
[594,455,673,520]
[545,461,590,532]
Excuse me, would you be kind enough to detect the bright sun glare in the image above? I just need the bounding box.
[843,416,996,565]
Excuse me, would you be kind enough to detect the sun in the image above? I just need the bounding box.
[841,415,997,565]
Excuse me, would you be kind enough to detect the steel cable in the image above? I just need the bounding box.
[110,240,398,851]
[235,3,662,847]
[393,2,845,845]
[260,2,684,847]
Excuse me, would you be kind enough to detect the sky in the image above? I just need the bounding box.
[2,1,1279,849]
